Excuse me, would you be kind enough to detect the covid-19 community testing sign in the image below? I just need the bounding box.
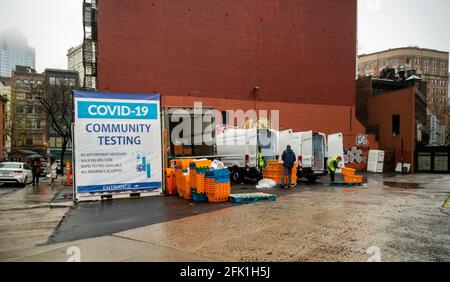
[73,91,162,201]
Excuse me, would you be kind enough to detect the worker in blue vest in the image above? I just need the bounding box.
[328,156,343,183]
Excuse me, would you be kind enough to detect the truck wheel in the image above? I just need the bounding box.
[306,176,318,183]
[230,167,243,184]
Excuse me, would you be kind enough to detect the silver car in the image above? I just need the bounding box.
[0,162,33,187]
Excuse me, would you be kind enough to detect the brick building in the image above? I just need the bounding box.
[10,66,46,154]
[91,0,376,154]
[357,47,449,131]
[356,75,428,172]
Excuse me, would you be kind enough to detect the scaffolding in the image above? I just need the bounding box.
[82,0,98,90]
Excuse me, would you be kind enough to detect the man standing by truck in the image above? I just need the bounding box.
[281,145,296,188]
[327,156,343,183]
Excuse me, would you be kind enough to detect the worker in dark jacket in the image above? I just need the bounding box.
[281,145,296,188]
[327,156,343,183]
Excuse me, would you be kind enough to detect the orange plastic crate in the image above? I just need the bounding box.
[341,167,356,176]
[183,175,191,200]
[353,175,364,183]
[344,175,364,183]
[196,174,207,193]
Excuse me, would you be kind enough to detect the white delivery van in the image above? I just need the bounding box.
[291,131,344,182]
[216,128,278,182]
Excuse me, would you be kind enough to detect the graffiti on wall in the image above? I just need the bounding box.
[345,147,367,164]
[355,133,369,146]
[345,133,370,171]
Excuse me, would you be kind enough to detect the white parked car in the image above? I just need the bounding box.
[0,162,33,187]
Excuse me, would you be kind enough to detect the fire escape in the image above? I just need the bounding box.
[82,0,98,90]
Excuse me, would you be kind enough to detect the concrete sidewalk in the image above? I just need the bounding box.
[0,179,72,260]
[2,173,450,262]
[6,234,212,262]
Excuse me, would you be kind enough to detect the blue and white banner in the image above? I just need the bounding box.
[74,91,162,197]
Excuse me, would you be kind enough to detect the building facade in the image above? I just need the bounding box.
[0,29,35,77]
[356,75,428,172]
[0,82,11,157]
[357,47,449,131]
[10,66,46,154]
[94,0,375,152]
[67,44,84,88]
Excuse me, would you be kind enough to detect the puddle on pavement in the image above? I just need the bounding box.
[383,181,423,189]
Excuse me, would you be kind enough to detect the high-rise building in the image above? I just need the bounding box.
[0,29,36,77]
[357,47,449,130]
[67,44,84,88]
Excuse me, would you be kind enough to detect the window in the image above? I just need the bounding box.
[49,77,56,85]
[69,78,76,86]
[26,93,32,100]
[35,106,42,114]
[16,106,24,113]
[25,106,33,114]
[392,115,400,136]
[15,80,22,88]
[50,137,56,148]
[25,138,33,145]
[415,58,421,65]
[35,120,41,129]
[406,58,411,64]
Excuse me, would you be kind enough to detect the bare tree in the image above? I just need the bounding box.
[30,79,74,173]
[429,98,449,145]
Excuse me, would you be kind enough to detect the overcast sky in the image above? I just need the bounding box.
[0,0,449,72]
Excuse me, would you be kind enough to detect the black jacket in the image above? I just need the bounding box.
[282,148,296,169]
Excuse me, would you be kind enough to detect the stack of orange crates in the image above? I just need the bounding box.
[175,159,192,197]
[165,168,176,195]
[263,161,298,185]
[341,167,364,183]
[205,169,231,202]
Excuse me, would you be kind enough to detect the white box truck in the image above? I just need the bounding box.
[290,131,344,182]
[216,128,344,183]
[216,128,278,182]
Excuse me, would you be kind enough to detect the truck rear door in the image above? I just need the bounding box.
[301,131,313,168]
[327,133,345,169]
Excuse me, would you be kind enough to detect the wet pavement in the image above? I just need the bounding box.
[1,173,450,262]
[0,179,71,259]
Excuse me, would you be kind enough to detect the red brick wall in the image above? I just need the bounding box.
[368,87,416,170]
[98,0,357,107]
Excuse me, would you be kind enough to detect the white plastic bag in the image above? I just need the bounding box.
[210,160,226,170]
[256,179,277,189]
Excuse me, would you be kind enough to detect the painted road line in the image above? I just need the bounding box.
[443,197,450,209]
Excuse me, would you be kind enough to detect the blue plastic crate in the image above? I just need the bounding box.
[229,193,277,203]
[191,189,208,203]
[206,169,230,179]
[214,177,231,184]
